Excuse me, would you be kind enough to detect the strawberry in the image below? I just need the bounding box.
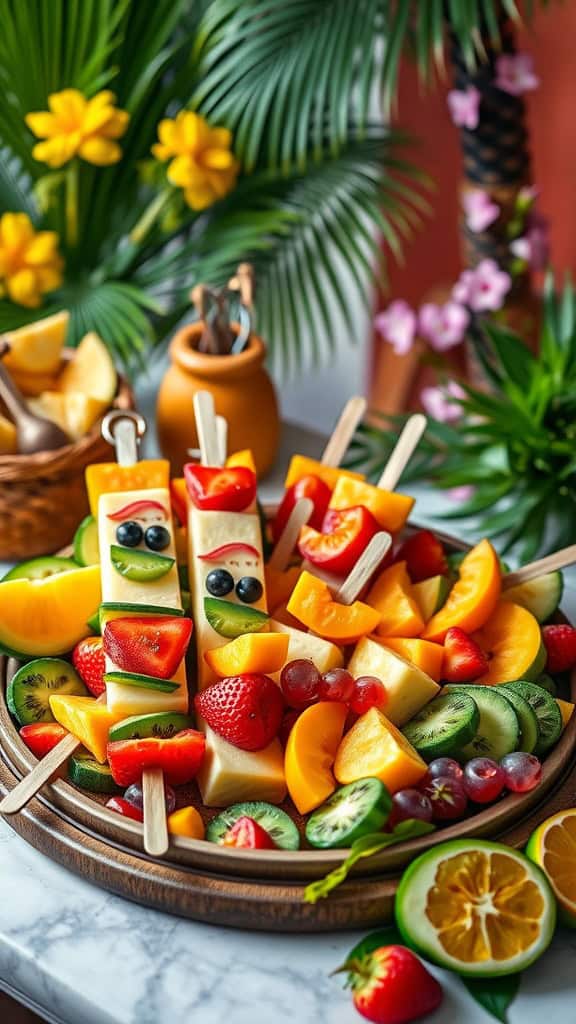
[395,530,448,583]
[195,674,284,751]
[339,945,443,1024]
[542,624,576,674]
[442,627,488,682]
[219,816,277,849]
[73,636,106,696]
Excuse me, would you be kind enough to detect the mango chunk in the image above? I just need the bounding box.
[366,561,425,638]
[379,637,444,682]
[285,701,347,814]
[329,476,414,534]
[49,695,122,763]
[287,570,380,643]
[204,632,290,677]
[334,707,427,794]
[284,454,363,490]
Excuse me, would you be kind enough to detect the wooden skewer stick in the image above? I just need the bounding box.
[321,396,367,468]
[193,391,223,467]
[377,413,427,492]
[268,498,314,572]
[336,532,392,606]
[142,768,169,858]
[216,415,228,465]
[503,544,576,590]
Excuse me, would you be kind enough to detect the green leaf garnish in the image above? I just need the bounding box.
[461,974,522,1023]
[304,820,435,904]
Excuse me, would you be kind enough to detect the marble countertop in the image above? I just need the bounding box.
[2,415,576,1024]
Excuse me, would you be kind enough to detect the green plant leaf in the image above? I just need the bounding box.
[345,926,404,964]
[461,974,522,1023]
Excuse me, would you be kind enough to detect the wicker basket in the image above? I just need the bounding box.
[0,376,133,561]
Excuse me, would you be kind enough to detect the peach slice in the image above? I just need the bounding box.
[423,539,501,643]
[204,632,290,677]
[285,701,347,814]
[287,570,380,643]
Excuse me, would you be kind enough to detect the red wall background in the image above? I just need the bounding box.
[371,4,576,409]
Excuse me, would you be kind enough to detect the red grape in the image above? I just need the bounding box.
[318,668,355,703]
[123,782,176,814]
[389,789,433,829]
[350,675,387,715]
[421,775,468,822]
[424,758,464,783]
[463,758,505,803]
[280,659,321,709]
[500,752,542,793]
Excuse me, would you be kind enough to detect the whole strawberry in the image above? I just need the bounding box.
[442,627,488,683]
[542,624,576,674]
[73,636,105,696]
[195,674,284,751]
[341,945,442,1024]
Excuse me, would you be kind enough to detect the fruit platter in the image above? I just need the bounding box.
[1,393,576,935]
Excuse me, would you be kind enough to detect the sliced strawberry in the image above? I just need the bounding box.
[442,627,488,682]
[72,636,106,696]
[195,674,284,751]
[103,617,193,680]
[542,624,576,674]
[220,816,277,849]
[396,529,449,582]
[19,722,68,759]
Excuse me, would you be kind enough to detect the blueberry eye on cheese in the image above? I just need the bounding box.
[206,569,235,597]
[145,525,171,551]
[236,576,263,604]
[115,521,143,547]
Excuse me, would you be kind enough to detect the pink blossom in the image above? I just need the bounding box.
[517,184,539,207]
[448,485,475,504]
[447,86,481,129]
[454,259,511,313]
[462,190,500,233]
[495,53,539,96]
[421,381,466,422]
[419,302,469,351]
[374,300,417,356]
[510,211,550,271]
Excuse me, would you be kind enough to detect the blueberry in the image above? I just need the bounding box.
[236,576,263,604]
[206,569,235,597]
[116,521,143,547]
[145,525,171,551]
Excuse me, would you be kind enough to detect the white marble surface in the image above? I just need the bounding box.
[2,408,576,1023]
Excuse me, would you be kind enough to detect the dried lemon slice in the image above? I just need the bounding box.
[395,839,556,977]
[527,808,576,928]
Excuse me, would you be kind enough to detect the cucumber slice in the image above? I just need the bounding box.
[2,556,77,581]
[68,750,120,794]
[110,544,175,582]
[444,684,520,761]
[206,801,300,850]
[99,602,184,627]
[73,515,100,566]
[204,597,269,639]
[412,575,450,621]
[504,680,563,756]
[501,572,563,623]
[402,692,479,760]
[498,687,539,754]
[7,658,88,726]
[534,674,557,696]
[87,609,101,634]
[305,778,392,849]
[104,671,179,694]
[109,712,193,742]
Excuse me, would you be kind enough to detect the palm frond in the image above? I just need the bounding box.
[0,147,37,219]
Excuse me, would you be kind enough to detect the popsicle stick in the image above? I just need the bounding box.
[193,391,222,466]
[377,413,427,492]
[268,497,314,572]
[336,531,392,605]
[321,396,367,468]
[503,544,576,589]
[216,415,228,465]
[142,767,169,857]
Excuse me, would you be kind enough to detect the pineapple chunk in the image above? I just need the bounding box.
[196,720,286,807]
[29,390,108,440]
[268,619,343,682]
[348,637,440,726]
[3,311,68,374]
[58,331,117,404]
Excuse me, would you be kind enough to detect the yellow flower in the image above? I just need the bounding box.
[0,213,63,308]
[152,111,239,210]
[26,89,129,169]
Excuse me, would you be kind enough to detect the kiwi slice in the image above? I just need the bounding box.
[2,556,78,581]
[498,687,539,754]
[68,750,120,794]
[534,674,557,697]
[504,680,563,755]
[204,597,269,639]
[109,712,192,742]
[206,801,300,850]
[7,658,88,726]
[402,691,479,760]
[305,778,392,849]
[110,544,175,582]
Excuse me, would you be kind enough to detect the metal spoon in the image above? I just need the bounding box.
[0,339,69,454]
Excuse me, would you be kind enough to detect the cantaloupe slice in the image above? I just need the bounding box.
[3,311,68,374]
[0,413,17,454]
[0,565,101,656]
[58,331,117,404]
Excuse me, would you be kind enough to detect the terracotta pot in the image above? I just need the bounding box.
[156,323,280,476]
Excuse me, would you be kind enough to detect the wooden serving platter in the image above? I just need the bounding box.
[1,526,576,931]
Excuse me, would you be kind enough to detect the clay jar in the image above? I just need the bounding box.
[156,322,280,476]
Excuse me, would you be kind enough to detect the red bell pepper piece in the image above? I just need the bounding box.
[298,505,381,575]
[395,529,448,582]
[103,616,193,680]
[219,816,277,849]
[272,474,331,544]
[105,796,144,822]
[19,722,68,759]
[107,729,206,787]
[184,464,257,512]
